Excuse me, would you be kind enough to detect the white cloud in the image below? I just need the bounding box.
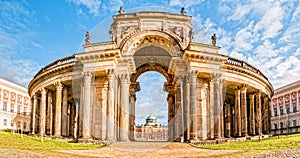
[101,0,123,13]
[170,0,204,8]
[69,0,102,15]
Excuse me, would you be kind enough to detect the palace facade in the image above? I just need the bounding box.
[0,78,31,132]
[270,80,300,135]
[28,10,273,142]
[134,114,168,141]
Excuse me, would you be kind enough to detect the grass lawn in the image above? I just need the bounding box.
[0,131,104,151]
[198,133,300,151]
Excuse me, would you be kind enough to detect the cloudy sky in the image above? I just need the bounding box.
[0,0,299,125]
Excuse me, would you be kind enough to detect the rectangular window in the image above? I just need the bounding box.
[17,105,20,114]
[286,105,290,114]
[3,101,7,111]
[10,103,14,113]
[293,120,297,127]
[280,106,283,115]
[293,103,297,112]
[274,123,277,129]
[3,119,7,126]
[280,122,284,134]
[23,107,27,115]
[274,108,278,117]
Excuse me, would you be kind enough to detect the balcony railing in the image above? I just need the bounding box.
[225,57,268,81]
[35,55,77,77]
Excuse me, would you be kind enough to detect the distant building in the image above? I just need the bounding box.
[134,114,168,141]
[270,80,300,135]
[0,78,31,132]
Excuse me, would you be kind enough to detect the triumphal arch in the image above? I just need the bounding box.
[28,10,273,142]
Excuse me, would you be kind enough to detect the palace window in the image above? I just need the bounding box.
[4,92,8,98]
[293,120,297,127]
[274,123,277,129]
[280,106,283,116]
[11,93,15,100]
[17,105,20,114]
[274,108,278,117]
[3,119,7,126]
[10,103,14,113]
[23,107,27,115]
[286,105,290,114]
[280,122,284,133]
[3,101,7,111]
[293,103,297,112]
[285,96,289,102]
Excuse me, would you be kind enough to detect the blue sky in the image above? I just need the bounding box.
[0,0,299,125]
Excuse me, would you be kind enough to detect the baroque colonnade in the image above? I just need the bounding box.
[28,11,273,142]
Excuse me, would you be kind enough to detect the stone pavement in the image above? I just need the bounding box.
[57,141,239,157]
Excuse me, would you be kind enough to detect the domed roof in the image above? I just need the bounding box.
[147,114,157,120]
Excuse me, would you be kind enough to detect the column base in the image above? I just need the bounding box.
[119,138,130,142]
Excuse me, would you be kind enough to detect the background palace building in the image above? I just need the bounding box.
[28,10,273,142]
[270,80,300,135]
[0,78,31,133]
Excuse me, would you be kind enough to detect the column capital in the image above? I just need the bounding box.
[189,70,198,78]
[82,71,93,80]
[55,82,63,90]
[119,74,129,82]
[40,87,47,95]
[106,69,115,79]
[241,83,248,90]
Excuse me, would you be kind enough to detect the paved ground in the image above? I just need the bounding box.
[57,141,240,157]
[1,142,300,157]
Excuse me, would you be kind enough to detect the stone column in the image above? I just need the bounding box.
[213,76,221,139]
[129,93,136,140]
[209,79,214,139]
[176,76,184,141]
[184,76,190,141]
[62,87,68,136]
[263,97,269,133]
[40,87,47,137]
[119,74,130,141]
[198,81,208,140]
[107,69,115,141]
[167,94,174,141]
[101,86,108,140]
[47,91,53,136]
[74,100,79,139]
[256,91,262,135]
[249,93,255,135]
[219,79,224,138]
[54,82,63,137]
[189,71,198,141]
[241,84,247,136]
[234,88,241,137]
[82,72,92,138]
[225,103,231,137]
[31,94,37,134]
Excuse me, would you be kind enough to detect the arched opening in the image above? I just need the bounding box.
[133,71,169,141]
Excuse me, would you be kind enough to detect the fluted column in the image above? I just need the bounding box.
[74,100,79,139]
[190,71,198,141]
[241,84,247,136]
[62,87,68,136]
[167,94,174,140]
[47,91,53,136]
[256,91,262,135]
[234,88,241,137]
[40,87,47,137]
[119,74,130,141]
[31,94,37,134]
[82,72,92,138]
[249,93,255,135]
[263,97,269,133]
[54,82,63,137]
[107,69,115,141]
[198,81,208,140]
[176,75,184,141]
[209,79,214,139]
[225,103,231,137]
